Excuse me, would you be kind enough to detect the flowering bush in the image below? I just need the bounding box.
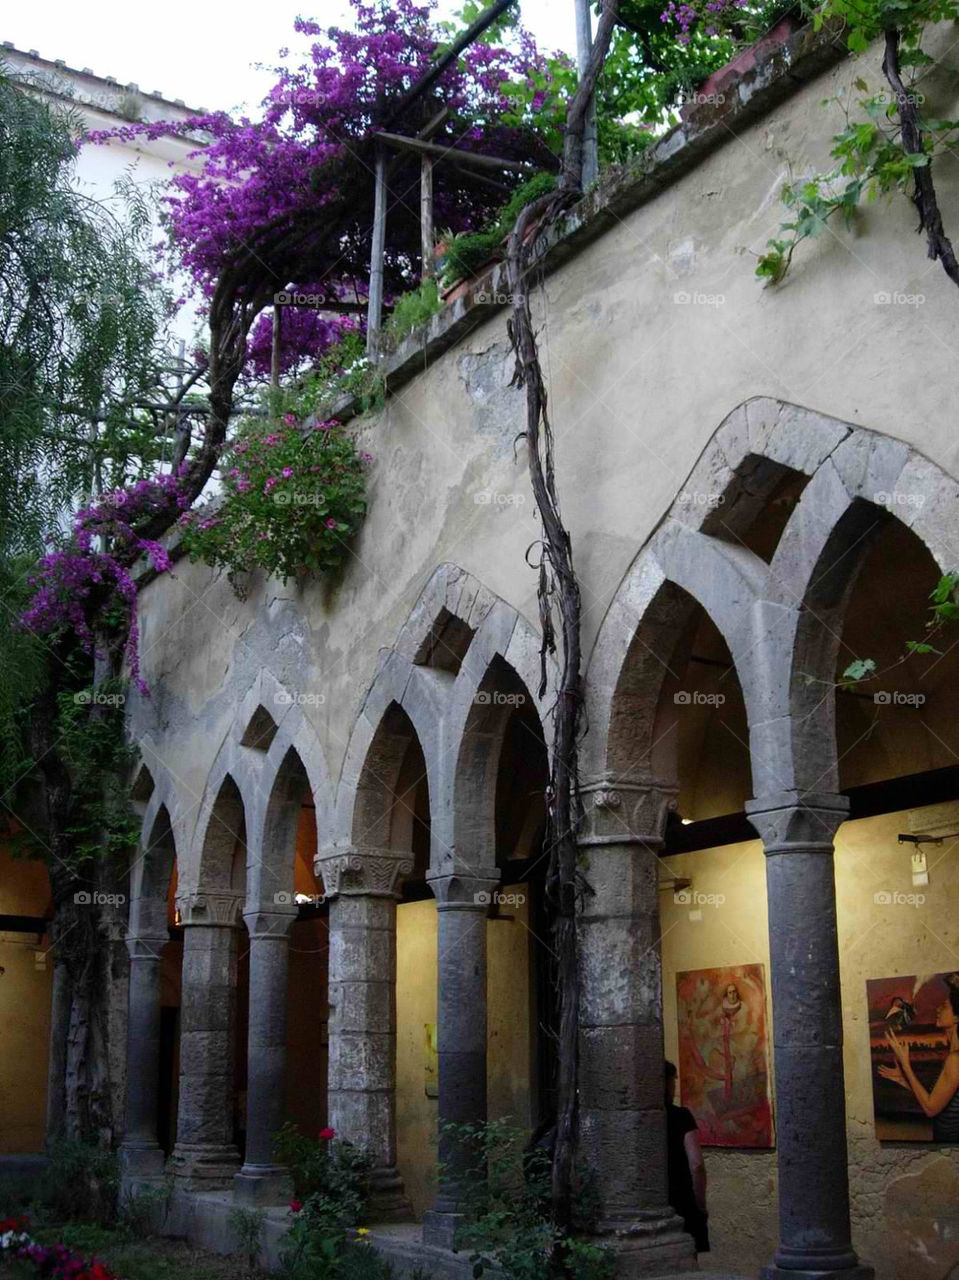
[660,0,751,42]
[273,1124,372,1204]
[180,417,369,584]
[0,1217,116,1280]
[19,472,188,691]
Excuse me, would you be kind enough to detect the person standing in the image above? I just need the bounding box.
[664,1060,709,1254]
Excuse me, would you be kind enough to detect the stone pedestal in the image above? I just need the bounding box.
[170,891,243,1190]
[577,779,696,1275]
[234,904,297,1205]
[747,794,874,1280]
[318,845,414,1222]
[422,870,498,1250]
[119,930,168,1185]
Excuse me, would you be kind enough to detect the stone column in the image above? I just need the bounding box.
[422,869,499,1249]
[170,890,243,1189]
[316,845,414,1221]
[234,903,298,1204]
[577,778,695,1275]
[119,905,168,1183]
[746,794,873,1280]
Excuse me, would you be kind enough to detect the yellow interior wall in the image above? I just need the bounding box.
[0,849,53,1153]
[487,889,534,1131]
[396,899,439,1217]
[395,888,535,1217]
[660,802,959,1279]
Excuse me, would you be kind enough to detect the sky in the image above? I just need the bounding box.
[3,1,579,116]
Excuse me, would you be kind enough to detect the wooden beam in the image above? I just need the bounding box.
[366,148,388,351]
[383,0,519,130]
[373,130,530,172]
[421,155,435,277]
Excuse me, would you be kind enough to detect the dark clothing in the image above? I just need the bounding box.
[666,1103,710,1253]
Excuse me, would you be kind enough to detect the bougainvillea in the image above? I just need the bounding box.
[86,0,561,374]
[19,472,190,691]
[180,415,369,583]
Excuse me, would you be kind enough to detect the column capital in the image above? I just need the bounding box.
[175,889,244,927]
[577,775,678,847]
[316,844,414,899]
[243,904,298,938]
[746,792,849,851]
[427,868,499,911]
[125,933,167,961]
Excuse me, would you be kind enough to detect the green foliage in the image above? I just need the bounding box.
[118,1179,173,1238]
[53,673,141,868]
[440,172,558,287]
[228,1206,266,1273]
[445,1120,611,1280]
[758,0,959,283]
[382,278,444,345]
[0,64,174,559]
[272,1125,374,1206]
[284,329,385,417]
[34,1139,119,1227]
[181,413,369,587]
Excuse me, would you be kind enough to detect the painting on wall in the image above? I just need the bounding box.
[676,963,774,1148]
[866,971,959,1142]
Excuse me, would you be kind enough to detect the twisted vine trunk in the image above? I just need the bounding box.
[505,0,618,1241]
[883,27,959,286]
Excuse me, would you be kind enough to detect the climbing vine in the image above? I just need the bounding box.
[758,0,959,284]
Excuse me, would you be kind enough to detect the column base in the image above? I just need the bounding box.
[760,1268,874,1280]
[170,1143,241,1190]
[421,1210,464,1250]
[119,1141,166,1184]
[368,1165,414,1222]
[234,1164,293,1206]
[592,1210,696,1276]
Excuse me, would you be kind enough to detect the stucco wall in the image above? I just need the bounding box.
[661,801,959,1280]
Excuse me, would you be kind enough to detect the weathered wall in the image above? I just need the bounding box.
[661,800,959,1280]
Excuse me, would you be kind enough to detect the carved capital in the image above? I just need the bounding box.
[427,868,500,911]
[315,844,414,899]
[577,776,678,847]
[176,889,244,927]
[745,792,849,852]
[243,904,298,939]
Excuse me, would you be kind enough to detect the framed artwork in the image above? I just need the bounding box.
[866,971,959,1142]
[676,963,774,1148]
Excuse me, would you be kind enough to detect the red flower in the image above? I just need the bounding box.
[290,1200,303,1213]
[318,1127,335,1140]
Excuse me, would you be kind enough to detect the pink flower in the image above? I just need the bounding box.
[325,518,337,530]
[290,1199,303,1213]
[318,1127,335,1140]
[282,467,293,478]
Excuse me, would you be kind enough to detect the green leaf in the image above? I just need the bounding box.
[843,658,877,683]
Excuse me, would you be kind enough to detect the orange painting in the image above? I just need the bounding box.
[676,963,774,1148]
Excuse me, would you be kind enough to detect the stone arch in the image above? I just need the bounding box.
[449,653,548,878]
[190,773,248,904]
[128,801,177,944]
[589,396,959,801]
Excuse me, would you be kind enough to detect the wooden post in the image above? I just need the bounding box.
[367,149,388,355]
[271,302,281,390]
[575,0,600,189]
[421,156,434,280]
